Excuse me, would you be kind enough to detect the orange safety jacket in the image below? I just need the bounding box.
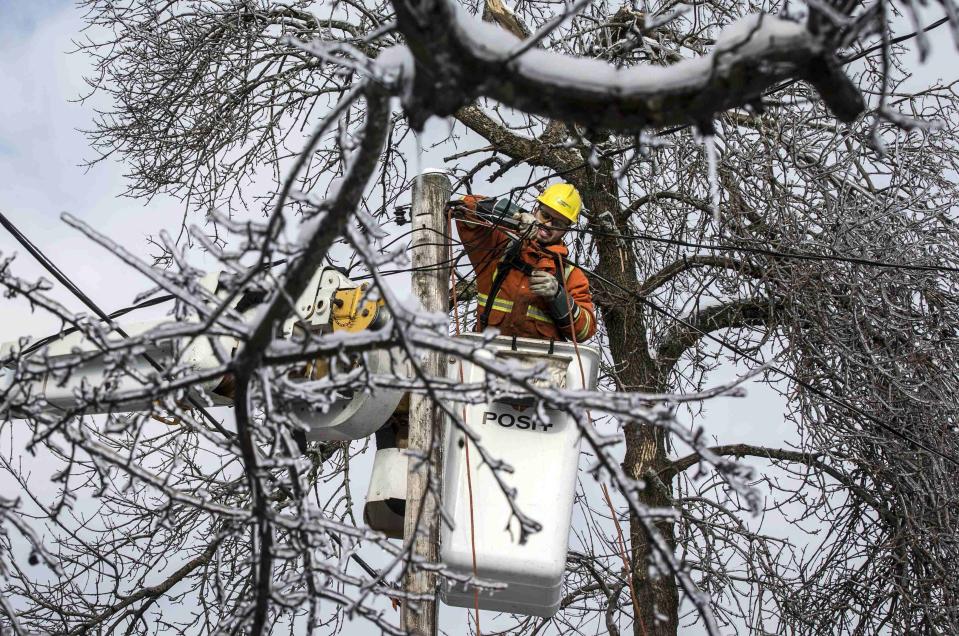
[455,196,597,342]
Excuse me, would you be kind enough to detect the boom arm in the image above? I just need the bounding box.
[0,267,404,441]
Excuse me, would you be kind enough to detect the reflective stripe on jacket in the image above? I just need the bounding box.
[455,195,597,342]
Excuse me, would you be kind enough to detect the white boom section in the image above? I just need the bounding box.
[0,268,404,441]
[0,317,232,413]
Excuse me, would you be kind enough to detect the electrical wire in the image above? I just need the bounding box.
[17,258,291,360]
[0,210,233,438]
[457,191,959,276]
[443,213,959,466]
[568,257,959,468]
[20,293,176,358]
[565,226,959,275]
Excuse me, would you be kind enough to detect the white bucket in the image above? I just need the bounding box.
[440,333,600,617]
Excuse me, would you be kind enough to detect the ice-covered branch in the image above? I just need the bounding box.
[664,443,895,521]
[390,1,865,131]
[228,82,391,636]
[656,297,783,377]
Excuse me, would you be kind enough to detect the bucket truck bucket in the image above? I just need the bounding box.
[440,333,600,618]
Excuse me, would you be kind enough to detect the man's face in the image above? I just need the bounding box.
[533,203,571,244]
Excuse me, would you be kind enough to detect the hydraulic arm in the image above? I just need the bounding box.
[0,267,404,441]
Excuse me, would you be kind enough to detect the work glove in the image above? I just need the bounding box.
[448,195,484,217]
[513,211,538,236]
[529,270,560,298]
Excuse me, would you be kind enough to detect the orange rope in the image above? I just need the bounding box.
[602,482,647,636]
[448,210,481,635]
[556,254,646,636]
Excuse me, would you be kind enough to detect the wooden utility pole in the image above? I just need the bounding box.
[403,170,451,635]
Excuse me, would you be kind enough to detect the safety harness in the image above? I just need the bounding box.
[478,239,574,332]
[478,239,529,330]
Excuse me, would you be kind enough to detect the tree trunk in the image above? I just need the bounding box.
[577,165,680,636]
[622,417,678,636]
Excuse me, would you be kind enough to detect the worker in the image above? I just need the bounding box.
[369,184,596,536]
[452,183,597,342]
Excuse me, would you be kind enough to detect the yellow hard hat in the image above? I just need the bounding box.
[536,183,582,225]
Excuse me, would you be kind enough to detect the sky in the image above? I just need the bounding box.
[1,0,958,634]
[0,0,213,341]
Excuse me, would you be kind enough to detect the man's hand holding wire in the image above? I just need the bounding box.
[529,270,559,298]
[446,200,470,217]
[514,211,538,237]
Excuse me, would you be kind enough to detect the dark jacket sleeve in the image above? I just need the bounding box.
[544,264,597,342]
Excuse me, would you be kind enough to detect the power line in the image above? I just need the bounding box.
[21,293,176,358]
[569,225,959,275]
[455,192,959,276]
[391,197,959,280]
[0,210,233,439]
[17,258,293,360]
[570,257,959,468]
